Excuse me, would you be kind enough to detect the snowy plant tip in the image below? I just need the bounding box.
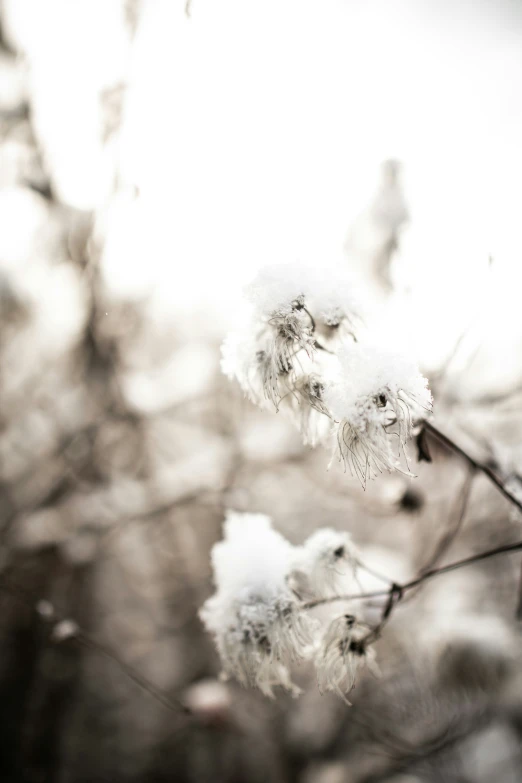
[324,341,432,423]
[221,263,361,444]
[244,263,361,325]
[200,512,375,701]
[289,528,359,599]
[324,341,432,486]
[199,511,315,697]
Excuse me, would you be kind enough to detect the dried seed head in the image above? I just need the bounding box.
[316,616,379,705]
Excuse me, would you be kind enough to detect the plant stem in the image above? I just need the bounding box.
[0,574,191,717]
[424,420,522,514]
[419,466,475,575]
[304,537,522,611]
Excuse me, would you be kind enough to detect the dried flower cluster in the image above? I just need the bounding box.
[222,264,432,486]
[200,512,375,702]
[210,266,433,701]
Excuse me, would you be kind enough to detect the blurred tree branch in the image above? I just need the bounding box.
[0,573,192,719]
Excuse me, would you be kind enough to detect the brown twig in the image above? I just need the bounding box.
[304,537,522,612]
[0,574,191,718]
[419,466,476,575]
[424,420,522,515]
[361,583,404,646]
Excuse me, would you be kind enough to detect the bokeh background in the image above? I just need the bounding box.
[2,1,522,781]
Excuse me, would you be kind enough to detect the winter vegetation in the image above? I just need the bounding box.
[2,2,522,783]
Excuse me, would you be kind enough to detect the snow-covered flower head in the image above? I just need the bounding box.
[289,528,359,599]
[221,303,316,412]
[324,341,432,487]
[316,615,379,705]
[245,263,361,336]
[201,513,381,702]
[200,511,317,697]
[222,263,363,442]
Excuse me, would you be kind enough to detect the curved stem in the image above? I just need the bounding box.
[304,537,522,612]
[0,574,191,717]
[419,466,475,576]
[302,306,316,332]
[424,420,522,514]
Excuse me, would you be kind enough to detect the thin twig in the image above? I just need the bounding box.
[75,633,191,716]
[303,589,389,610]
[301,305,335,354]
[424,420,522,514]
[361,583,403,645]
[420,466,475,575]
[0,574,191,718]
[360,706,494,783]
[304,537,522,611]
[302,306,316,332]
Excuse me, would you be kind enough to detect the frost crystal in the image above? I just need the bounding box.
[200,512,317,697]
[324,342,432,486]
[316,615,379,705]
